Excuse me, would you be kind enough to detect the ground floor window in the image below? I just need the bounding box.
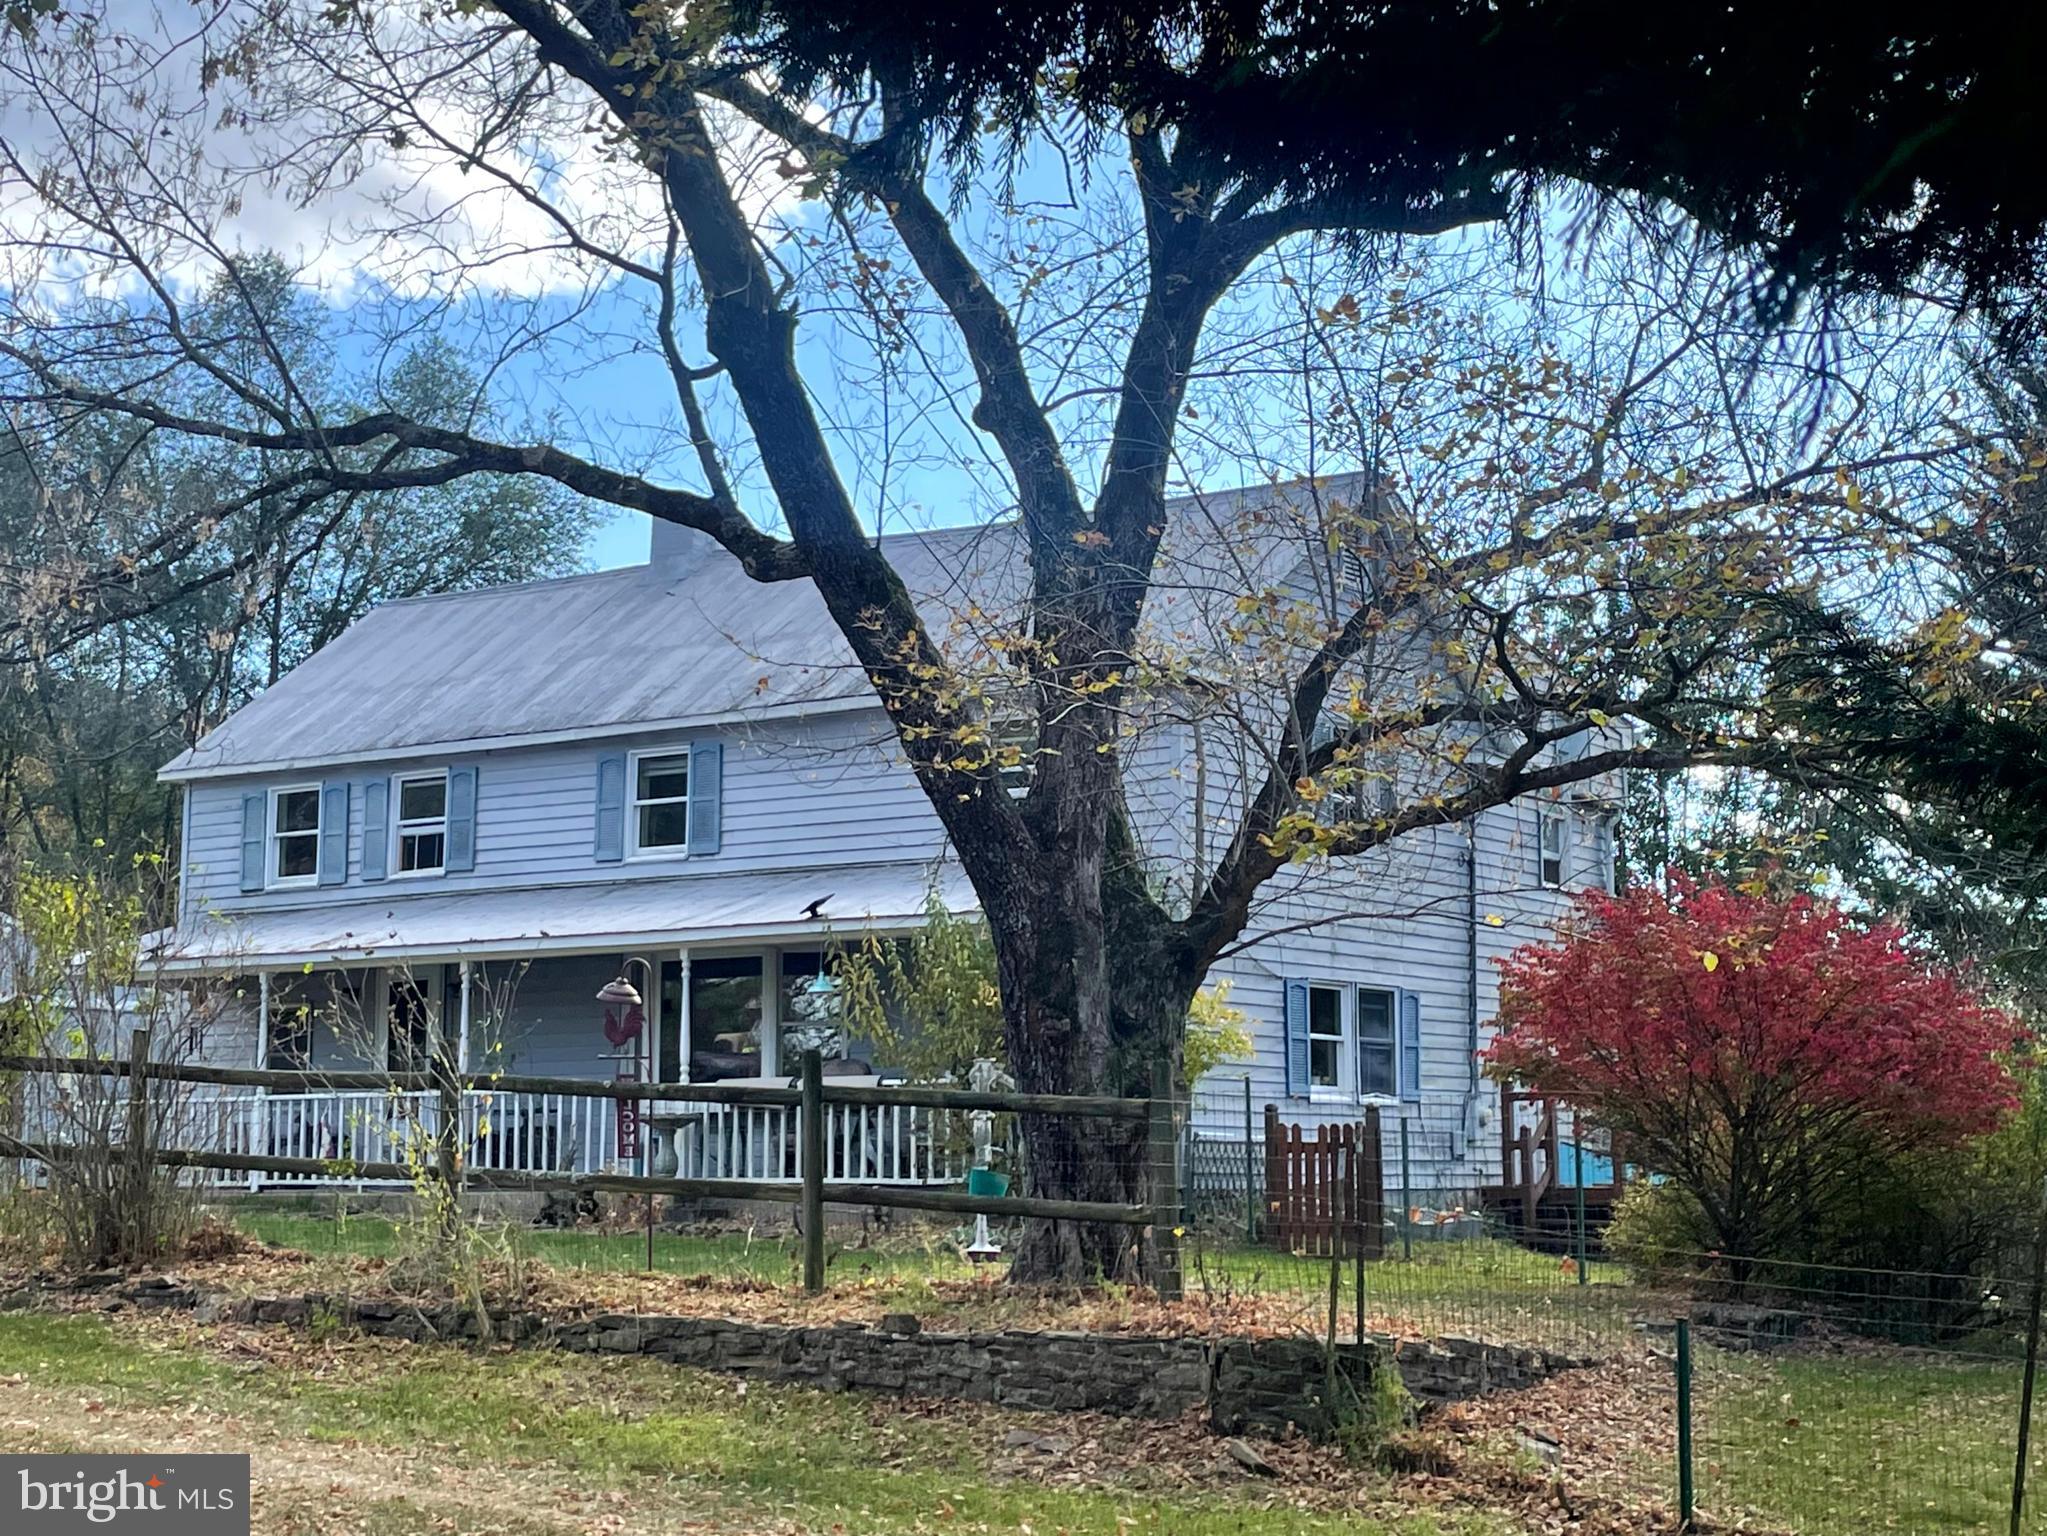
[655,955,765,1082]
[1294,978,1406,1101]
[266,994,313,1071]
[1355,986,1397,1098]
[386,975,438,1074]
[1307,983,1345,1090]
[262,972,371,1072]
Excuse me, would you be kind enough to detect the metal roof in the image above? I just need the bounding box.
[149,860,977,972]
[160,479,1372,781]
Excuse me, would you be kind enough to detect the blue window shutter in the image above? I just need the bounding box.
[360,779,389,882]
[238,793,266,893]
[1283,980,1309,1098]
[1398,988,1423,1103]
[318,781,349,886]
[593,753,627,862]
[445,765,478,873]
[687,740,723,855]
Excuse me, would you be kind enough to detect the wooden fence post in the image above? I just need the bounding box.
[125,1028,152,1255]
[1263,1104,1282,1250]
[1149,1058,1182,1300]
[125,1028,152,1153]
[800,1048,825,1294]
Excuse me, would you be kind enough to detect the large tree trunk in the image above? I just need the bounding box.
[990,835,1200,1287]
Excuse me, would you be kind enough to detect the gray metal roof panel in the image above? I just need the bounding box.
[160,479,1373,779]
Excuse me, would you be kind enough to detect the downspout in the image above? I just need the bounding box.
[1463,816,1482,1168]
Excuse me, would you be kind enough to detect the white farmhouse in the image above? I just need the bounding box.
[150,480,1617,1211]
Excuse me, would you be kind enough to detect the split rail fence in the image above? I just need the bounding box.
[0,1033,1183,1297]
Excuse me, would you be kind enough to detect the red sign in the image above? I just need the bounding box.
[616,1087,641,1161]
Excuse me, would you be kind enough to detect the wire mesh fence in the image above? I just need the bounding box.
[16,1061,2047,1535]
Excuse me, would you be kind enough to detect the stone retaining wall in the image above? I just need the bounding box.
[18,1274,1589,1440]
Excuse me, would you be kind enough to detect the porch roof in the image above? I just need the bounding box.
[148,861,976,973]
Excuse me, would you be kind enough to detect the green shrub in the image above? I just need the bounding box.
[1603,1180,1713,1280]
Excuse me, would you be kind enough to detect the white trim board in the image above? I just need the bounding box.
[158,695,880,783]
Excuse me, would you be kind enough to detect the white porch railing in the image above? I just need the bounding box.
[10,1082,975,1190]
[672,1100,976,1185]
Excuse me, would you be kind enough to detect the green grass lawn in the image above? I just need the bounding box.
[1692,1345,2044,1536]
[215,1203,1649,1362]
[228,1203,1623,1319]
[0,1309,1506,1536]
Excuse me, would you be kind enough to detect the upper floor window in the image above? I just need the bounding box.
[1538,805,1567,887]
[631,750,691,855]
[989,714,1037,797]
[394,772,448,875]
[1590,807,1619,893]
[270,786,321,887]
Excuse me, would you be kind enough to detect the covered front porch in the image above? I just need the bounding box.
[156,864,978,1191]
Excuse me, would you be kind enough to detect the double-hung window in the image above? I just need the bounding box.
[1307,983,1345,1092]
[393,772,448,875]
[1294,980,1408,1100]
[1538,805,1566,887]
[630,750,691,855]
[269,786,322,887]
[1355,986,1397,1098]
[989,714,1037,797]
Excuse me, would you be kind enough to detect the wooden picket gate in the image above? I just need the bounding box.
[1262,1105,1385,1258]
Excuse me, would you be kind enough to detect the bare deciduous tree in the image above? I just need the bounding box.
[0,3,2005,1278]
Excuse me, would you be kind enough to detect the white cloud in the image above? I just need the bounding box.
[0,0,805,309]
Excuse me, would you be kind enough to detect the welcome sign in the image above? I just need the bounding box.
[2,1455,249,1535]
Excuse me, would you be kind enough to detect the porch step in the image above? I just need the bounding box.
[1477,1184,1622,1256]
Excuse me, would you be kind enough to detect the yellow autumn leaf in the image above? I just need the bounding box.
[1702,952,1720,972]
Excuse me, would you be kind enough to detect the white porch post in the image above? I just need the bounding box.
[759,946,781,1079]
[255,971,271,1067]
[675,948,691,1082]
[252,971,270,1192]
[457,959,473,1076]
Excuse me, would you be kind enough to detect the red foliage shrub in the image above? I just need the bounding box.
[1485,875,2021,1264]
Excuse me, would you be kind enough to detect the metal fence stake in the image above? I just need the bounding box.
[1353,1231,1366,1343]
[1150,1059,1183,1301]
[1242,1074,1256,1244]
[1676,1317,1695,1530]
[1573,1127,1588,1285]
[1398,1117,1413,1262]
[799,1049,826,1294]
[2012,1177,2047,1536]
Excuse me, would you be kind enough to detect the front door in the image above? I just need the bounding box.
[383,968,445,1073]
